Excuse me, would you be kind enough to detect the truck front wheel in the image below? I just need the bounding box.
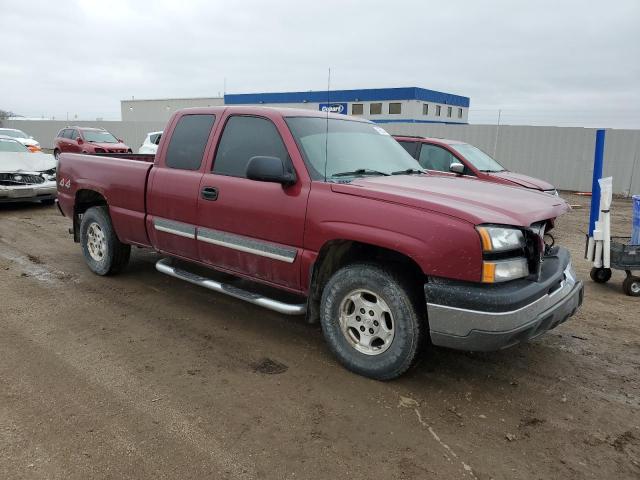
[80,206,130,275]
[320,263,423,380]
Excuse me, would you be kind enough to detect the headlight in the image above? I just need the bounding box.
[482,258,529,283]
[477,225,529,283]
[476,226,525,252]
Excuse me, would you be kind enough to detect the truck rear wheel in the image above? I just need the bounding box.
[320,263,423,380]
[80,206,130,275]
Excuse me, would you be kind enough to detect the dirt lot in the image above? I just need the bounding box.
[0,193,638,480]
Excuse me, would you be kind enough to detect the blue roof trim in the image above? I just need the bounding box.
[224,87,470,108]
[371,119,468,125]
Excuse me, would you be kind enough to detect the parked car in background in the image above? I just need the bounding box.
[0,128,41,152]
[56,106,582,380]
[0,136,57,204]
[138,131,162,154]
[53,127,131,160]
[394,136,558,195]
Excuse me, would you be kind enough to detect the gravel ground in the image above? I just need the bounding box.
[0,193,638,479]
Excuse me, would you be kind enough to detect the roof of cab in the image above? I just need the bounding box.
[173,105,372,123]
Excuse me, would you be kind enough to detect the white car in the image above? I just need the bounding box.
[0,128,41,152]
[0,136,57,204]
[138,131,162,154]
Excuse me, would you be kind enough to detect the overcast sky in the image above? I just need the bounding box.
[2,0,639,128]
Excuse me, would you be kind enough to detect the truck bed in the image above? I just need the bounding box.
[92,152,155,162]
[57,152,154,247]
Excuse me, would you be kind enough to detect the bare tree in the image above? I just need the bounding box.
[0,109,16,120]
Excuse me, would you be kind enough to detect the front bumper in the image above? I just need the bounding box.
[0,181,57,203]
[425,247,583,351]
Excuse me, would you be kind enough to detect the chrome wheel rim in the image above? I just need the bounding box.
[86,222,106,262]
[631,282,640,294]
[339,289,395,356]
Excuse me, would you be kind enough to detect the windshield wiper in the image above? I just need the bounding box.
[332,169,391,178]
[391,168,426,175]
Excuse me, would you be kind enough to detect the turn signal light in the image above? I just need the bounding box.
[482,258,529,283]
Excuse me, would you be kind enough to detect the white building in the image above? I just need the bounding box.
[121,87,470,124]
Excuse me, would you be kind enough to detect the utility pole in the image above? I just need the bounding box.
[493,109,502,157]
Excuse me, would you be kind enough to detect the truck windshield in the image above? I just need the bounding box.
[83,130,118,143]
[450,143,505,172]
[285,117,422,180]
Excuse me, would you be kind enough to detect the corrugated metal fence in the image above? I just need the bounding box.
[2,119,639,195]
[381,123,640,195]
[1,120,166,153]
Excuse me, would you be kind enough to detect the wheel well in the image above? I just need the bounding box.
[72,189,107,242]
[307,240,425,323]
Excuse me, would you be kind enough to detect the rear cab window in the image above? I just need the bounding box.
[165,114,216,170]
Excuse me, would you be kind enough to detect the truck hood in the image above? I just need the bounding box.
[0,152,56,172]
[487,170,555,191]
[331,175,569,226]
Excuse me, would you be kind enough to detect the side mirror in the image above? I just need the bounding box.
[118,138,124,143]
[450,162,465,175]
[76,137,84,145]
[246,156,296,185]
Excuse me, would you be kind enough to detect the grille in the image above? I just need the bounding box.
[0,173,45,185]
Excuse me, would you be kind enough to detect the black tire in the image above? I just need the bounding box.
[320,262,423,380]
[80,206,130,275]
[40,199,55,206]
[53,149,60,161]
[590,267,612,283]
[622,276,640,297]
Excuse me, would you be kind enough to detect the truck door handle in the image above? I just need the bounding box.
[201,186,218,201]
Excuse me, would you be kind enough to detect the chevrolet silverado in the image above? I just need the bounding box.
[56,106,583,380]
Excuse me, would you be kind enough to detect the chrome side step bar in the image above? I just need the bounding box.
[155,258,307,316]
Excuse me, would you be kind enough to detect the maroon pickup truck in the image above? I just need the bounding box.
[57,106,583,380]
